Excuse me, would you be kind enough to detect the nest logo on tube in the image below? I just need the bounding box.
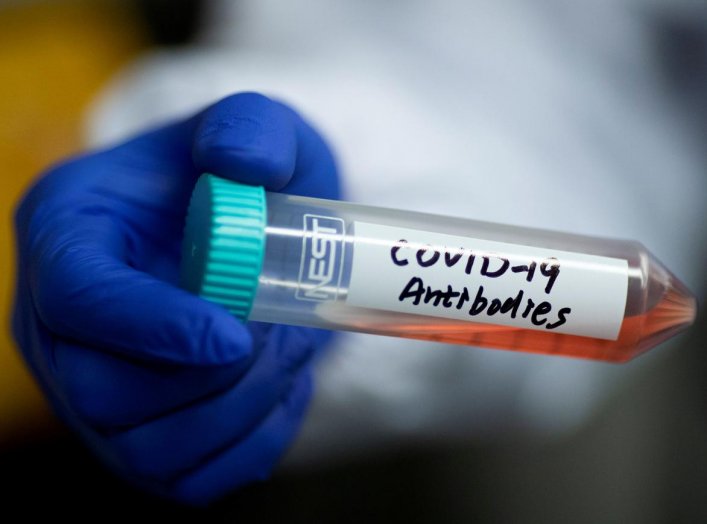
[296,214,345,301]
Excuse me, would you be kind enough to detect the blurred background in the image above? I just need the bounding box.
[1,0,706,521]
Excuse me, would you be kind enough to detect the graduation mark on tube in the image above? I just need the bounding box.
[181,175,697,363]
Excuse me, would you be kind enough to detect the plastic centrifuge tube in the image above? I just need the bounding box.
[180,174,697,363]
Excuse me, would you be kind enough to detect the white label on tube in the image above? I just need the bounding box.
[346,222,628,340]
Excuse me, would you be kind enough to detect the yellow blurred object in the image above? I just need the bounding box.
[0,0,147,446]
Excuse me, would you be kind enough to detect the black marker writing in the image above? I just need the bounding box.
[540,258,560,294]
[390,240,409,266]
[480,255,510,278]
[389,240,562,292]
[397,276,572,330]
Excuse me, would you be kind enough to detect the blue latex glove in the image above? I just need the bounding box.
[12,92,340,505]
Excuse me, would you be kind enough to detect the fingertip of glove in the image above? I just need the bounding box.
[195,143,295,190]
[192,92,297,190]
[289,367,314,413]
[190,302,254,367]
[268,327,312,374]
[152,286,253,367]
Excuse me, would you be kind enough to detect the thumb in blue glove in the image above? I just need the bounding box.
[12,92,341,505]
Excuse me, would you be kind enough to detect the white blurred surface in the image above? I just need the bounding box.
[87,0,707,465]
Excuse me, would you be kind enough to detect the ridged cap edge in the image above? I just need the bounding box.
[181,174,266,320]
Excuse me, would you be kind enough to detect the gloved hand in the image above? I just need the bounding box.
[12,92,341,505]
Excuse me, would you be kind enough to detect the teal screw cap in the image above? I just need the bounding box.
[180,174,267,320]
